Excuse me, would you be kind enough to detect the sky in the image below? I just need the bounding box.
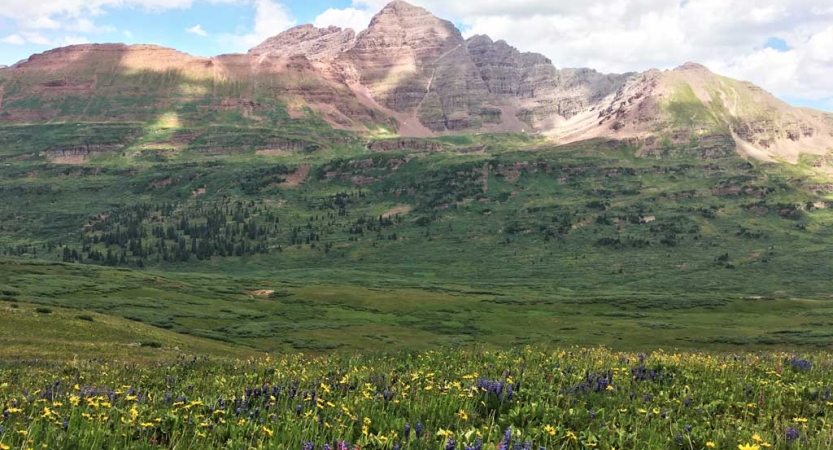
[0,0,831,111]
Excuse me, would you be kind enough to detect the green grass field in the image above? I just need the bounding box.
[1,122,833,354]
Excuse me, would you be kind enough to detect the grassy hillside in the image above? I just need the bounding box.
[2,125,833,353]
[0,300,249,361]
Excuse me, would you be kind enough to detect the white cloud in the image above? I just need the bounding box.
[220,0,296,51]
[19,31,52,46]
[313,7,374,32]
[66,18,115,34]
[1,34,26,45]
[123,30,133,38]
[61,35,90,46]
[19,15,61,30]
[187,24,208,36]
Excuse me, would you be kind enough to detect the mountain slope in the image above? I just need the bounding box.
[0,0,831,161]
[554,62,833,162]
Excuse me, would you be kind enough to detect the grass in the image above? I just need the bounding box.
[0,347,828,449]
[0,300,247,361]
[1,128,833,353]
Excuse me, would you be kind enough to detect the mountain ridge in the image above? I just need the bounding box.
[1,0,831,161]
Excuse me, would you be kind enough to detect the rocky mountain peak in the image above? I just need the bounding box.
[675,62,711,73]
[363,0,461,43]
[249,24,356,60]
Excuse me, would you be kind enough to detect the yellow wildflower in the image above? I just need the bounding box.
[457,409,468,421]
[544,425,556,436]
[738,444,760,450]
[262,426,273,438]
[706,443,716,448]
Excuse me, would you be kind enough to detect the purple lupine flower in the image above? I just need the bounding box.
[502,427,512,448]
[786,427,800,443]
[446,439,456,450]
[787,357,812,371]
[404,423,411,439]
[415,422,423,439]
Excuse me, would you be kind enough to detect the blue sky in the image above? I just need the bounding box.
[0,0,831,111]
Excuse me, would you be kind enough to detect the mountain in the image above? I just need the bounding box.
[0,0,831,161]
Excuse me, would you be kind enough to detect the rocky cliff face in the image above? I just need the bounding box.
[341,1,490,131]
[248,25,356,61]
[466,35,631,129]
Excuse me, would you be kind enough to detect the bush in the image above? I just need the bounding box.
[139,341,162,348]
[35,307,53,314]
[75,314,94,322]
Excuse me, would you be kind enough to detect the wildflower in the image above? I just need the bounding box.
[404,423,411,439]
[446,439,456,450]
[792,417,808,424]
[262,426,273,438]
[457,409,468,421]
[738,444,760,450]
[566,430,577,441]
[706,443,716,448]
[544,425,556,436]
[415,422,423,439]
[786,427,800,443]
[752,434,763,443]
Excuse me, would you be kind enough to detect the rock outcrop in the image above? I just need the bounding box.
[248,25,356,60]
[341,1,490,131]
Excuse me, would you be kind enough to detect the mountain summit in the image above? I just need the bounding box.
[1,0,831,161]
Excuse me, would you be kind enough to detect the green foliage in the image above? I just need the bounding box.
[2,131,833,352]
[0,348,827,449]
